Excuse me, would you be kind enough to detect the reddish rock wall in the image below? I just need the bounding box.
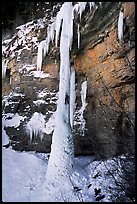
[73,2,135,158]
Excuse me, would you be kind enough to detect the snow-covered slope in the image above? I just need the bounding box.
[2,130,132,202]
[2,147,48,202]
[2,142,131,202]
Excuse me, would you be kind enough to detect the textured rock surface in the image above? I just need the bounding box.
[73,2,135,158]
[2,2,135,158]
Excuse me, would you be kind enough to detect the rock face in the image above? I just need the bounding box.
[73,2,135,158]
[2,2,135,159]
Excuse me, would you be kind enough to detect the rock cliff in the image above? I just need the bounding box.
[2,2,135,159]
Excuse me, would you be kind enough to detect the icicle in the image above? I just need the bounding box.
[2,59,8,78]
[118,9,124,42]
[68,9,74,51]
[79,2,87,20]
[47,26,51,45]
[55,10,64,47]
[56,2,73,51]
[36,22,55,71]
[73,2,87,21]
[70,63,76,128]
[77,23,80,49]
[89,2,92,10]
[43,42,47,57]
[50,22,55,43]
[81,80,87,109]
[37,40,45,71]
[89,2,95,10]
[36,1,96,72]
[45,39,49,54]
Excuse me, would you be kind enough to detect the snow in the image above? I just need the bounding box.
[19,65,51,78]
[19,64,36,73]
[118,9,124,42]
[2,128,10,146]
[37,88,56,99]
[2,143,130,202]
[2,38,12,44]
[2,17,49,71]
[37,88,50,98]
[2,147,47,202]
[33,99,46,106]
[30,70,50,78]
[3,113,26,128]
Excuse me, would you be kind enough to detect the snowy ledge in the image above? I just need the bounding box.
[28,71,51,78]
[3,113,26,128]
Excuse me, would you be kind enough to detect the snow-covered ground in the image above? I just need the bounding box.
[2,129,130,202]
[2,146,47,202]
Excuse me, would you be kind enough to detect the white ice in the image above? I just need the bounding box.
[26,112,46,141]
[118,10,124,42]
[81,80,88,109]
[70,64,76,128]
[44,112,56,134]
[76,80,88,136]
[2,59,8,78]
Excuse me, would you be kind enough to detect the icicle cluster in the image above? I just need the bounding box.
[73,2,87,20]
[26,112,46,141]
[73,2,96,49]
[36,2,96,71]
